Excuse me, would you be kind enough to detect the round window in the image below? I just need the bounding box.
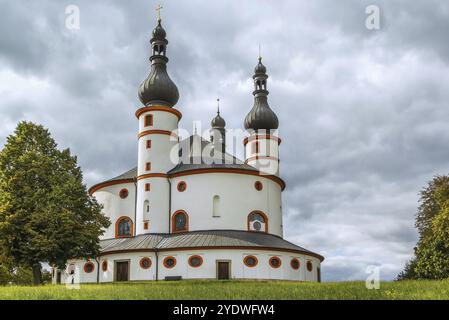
[244,255,258,268]
[177,181,187,192]
[253,221,262,231]
[188,255,203,268]
[140,257,152,269]
[119,188,129,199]
[307,261,313,272]
[269,257,281,268]
[255,181,263,191]
[83,262,94,273]
[291,258,300,270]
[164,256,177,269]
[101,260,108,272]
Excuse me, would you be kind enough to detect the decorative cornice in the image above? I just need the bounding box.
[88,178,135,195]
[138,129,178,139]
[137,173,169,180]
[135,105,182,120]
[244,156,279,164]
[243,135,281,146]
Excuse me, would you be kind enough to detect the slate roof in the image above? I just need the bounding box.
[99,230,324,261]
[90,135,256,192]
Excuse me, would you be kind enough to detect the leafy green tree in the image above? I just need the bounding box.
[398,175,449,280]
[0,121,110,285]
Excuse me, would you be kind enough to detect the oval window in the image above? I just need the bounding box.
[254,181,263,191]
[101,260,108,272]
[84,262,95,273]
[307,261,313,272]
[140,257,152,269]
[188,255,203,268]
[163,256,177,269]
[177,181,187,192]
[243,255,258,268]
[119,188,129,199]
[290,258,300,270]
[269,257,282,269]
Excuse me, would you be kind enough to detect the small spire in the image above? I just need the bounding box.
[156,4,163,22]
[258,43,262,61]
[194,123,197,135]
[217,98,220,115]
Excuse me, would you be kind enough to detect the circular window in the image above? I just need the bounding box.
[243,255,258,268]
[119,188,129,199]
[83,262,95,273]
[101,260,108,272]
[253,221,262,231]
[291,258,300,270]
[177,181,187,192]
[140,257,152,269]
[307,261,313,272]
[255,181,263,191]
[188,255,203,268]
[163,256,177,269]
[269,257,282,269]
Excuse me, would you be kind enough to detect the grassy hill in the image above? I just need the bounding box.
[0,279,448,300]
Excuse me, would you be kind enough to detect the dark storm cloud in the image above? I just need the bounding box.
[1,0,449,281]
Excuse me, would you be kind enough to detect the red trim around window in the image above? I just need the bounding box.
[101,260,108,272]
[84,261,95,273]
[115,216,133,238]
[119,188,129,199]
[177,181,187,192]
[144,114,153,126]
[139,257,152,269]
[269,256,282,269]
[307,261,313,272]
[291,258,300,270]
[247,210,269,233]
[146,140,152,149]
[171,210,189,233]
[188,255,203,268]
[163,256,177,269]
[243,255,258,268]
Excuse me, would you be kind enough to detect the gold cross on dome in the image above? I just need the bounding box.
[156,4,163,21]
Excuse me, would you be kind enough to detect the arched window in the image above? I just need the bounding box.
[101,260,108,272]
[247,211,268,232]
[172,211,188,233]
[115,216,133,238]
[143,200,150,220]
[307,261,313,272]
[213,195,220,217]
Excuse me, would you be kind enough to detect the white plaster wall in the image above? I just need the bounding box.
[92,183,136,240]
[136,177,170,234]
[170,173,283,237]
[138,109,179,132]
[59,249,321,283]
[245,137,280,176]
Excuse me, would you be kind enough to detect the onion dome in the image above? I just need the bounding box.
[244,57,279,131]
[138,18,179,107]
[211,99,226,128]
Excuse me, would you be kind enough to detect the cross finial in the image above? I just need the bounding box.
[217,98,220,114]
[156,4,163,22]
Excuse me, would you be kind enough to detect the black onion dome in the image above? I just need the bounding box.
[211,112,226,128]
[138,19,179,107]
[152,20,166,40]
[254,57,267,74]
[244,58,279,130]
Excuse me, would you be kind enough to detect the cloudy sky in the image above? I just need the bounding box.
[2,0,449,281]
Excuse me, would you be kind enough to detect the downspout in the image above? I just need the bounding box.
[155,249,159,281]
[95,256,100,284]
[133,177,138,236]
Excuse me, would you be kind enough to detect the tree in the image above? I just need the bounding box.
[0,121,110,285]
[398,175,449,280]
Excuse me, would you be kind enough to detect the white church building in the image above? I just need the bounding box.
[53,15,323,284]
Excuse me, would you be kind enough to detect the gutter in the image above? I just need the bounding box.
[95,256,100,284]
[155,249,159,281]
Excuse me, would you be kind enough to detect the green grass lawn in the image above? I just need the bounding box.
[0,279,448,300]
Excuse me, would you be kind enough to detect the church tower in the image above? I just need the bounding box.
[210,99,226,162]
[135,11,181,235]
[244,57,281,176]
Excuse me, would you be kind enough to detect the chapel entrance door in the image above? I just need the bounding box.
[115,261,129,282]
[217,261,230,280]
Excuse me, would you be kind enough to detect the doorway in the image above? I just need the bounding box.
[115,261,130,282]
[216,260,231,280]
